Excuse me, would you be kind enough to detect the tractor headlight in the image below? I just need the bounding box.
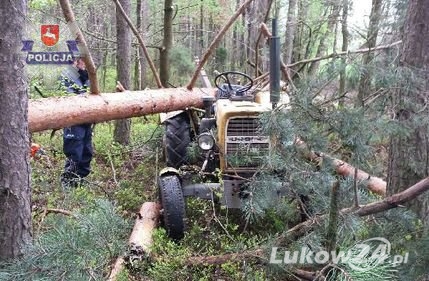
[198,132,215,150]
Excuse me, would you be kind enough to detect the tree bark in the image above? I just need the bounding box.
[29,88,214,132]
[0,0,32,260]
[388,0,429,227]
[160,0,173,88]
[114,0,132,145]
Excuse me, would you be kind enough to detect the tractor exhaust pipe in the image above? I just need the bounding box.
[269,18,281,109]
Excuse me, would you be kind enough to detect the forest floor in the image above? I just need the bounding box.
[30,117,286,281]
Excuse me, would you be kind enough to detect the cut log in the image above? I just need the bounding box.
[128,202,160,251]
[108,202,161,281]
[29,88,214,132]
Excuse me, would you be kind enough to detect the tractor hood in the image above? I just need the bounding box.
[215,99,271,172]
[215,99,271,120]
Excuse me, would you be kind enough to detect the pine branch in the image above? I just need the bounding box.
[277,176,429,244]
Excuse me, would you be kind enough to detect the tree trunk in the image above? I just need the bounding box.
[284,0,297,69]
[356,0,383,106]
[114,0,132,145]
[245,0,270,74]
[140,0,148,88]
[388,0,429,227]
[292,0,309,65]
[338,0,349,106]
[134,0,142,90]
[0,0,32,260]
[160,0,173,87]
[29,88,214,132]
[199,0,204,56]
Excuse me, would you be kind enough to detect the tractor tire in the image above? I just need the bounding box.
[164,113,191,168]
[158,174,186,240]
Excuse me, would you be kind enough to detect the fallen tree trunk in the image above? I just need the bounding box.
[108,202,161,281]
[295,139,387,196]
[29,88,214,132]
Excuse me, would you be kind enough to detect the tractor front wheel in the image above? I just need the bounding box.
[158,174,186,240]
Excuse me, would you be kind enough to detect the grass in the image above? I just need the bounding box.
[28,117,274,281]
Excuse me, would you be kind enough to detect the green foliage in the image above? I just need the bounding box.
[215,47,228,66]
[235,50,429,280]
[0,200,131,281]
[29,0,56,9]
[169,45,194,86]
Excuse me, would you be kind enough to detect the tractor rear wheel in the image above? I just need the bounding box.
[158,174,186,240]
[164,113,191,168]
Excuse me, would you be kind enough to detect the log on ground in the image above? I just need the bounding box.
[108,202,161,281]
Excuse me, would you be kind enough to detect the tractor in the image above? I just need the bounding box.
[158,21,283,241]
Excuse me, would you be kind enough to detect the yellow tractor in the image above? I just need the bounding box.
[159,21,283,240]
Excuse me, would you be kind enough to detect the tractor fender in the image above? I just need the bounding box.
[159,110,185,123]
[159,167,180,177]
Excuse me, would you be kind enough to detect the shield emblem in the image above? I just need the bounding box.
[41,25,59,47]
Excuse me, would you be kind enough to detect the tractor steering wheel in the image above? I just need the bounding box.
[214,71,254,95]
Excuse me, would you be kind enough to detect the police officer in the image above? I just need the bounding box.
[60,57,93,187]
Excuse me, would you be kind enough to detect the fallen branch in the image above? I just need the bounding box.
[186,249,317,280]
[287,40,402,68]
[351,177,429,216]
[183,177,429,275]
[187,0,255,90]
[58,0,100,95]
[278,176,429,243]
[112,0,162,89]
[46,208,73,216]
[295,139,386,196]
[108,202,161,281]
